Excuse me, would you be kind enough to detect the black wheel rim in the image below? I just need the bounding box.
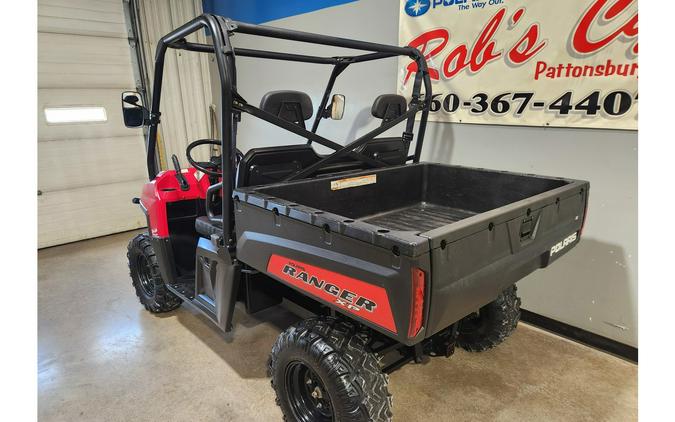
[285,360,334,422]
[136,255,155,298]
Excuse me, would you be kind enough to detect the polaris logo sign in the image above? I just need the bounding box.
[405,0,475,17]
[405,0,430,16]
[550,232,578,256]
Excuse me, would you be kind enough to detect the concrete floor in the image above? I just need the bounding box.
[38,231,637,421]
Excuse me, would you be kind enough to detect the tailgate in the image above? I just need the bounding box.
[423,180,589,337]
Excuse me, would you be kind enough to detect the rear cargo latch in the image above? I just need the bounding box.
[520,217,533,239]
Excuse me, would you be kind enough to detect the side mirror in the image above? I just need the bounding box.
[121,91,147,128]
[123,94,140,105]
[329,94,345,120]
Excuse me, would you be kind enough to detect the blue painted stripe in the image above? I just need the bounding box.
[203,0,358,24]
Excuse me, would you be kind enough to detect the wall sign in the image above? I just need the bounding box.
[397,0,638,130]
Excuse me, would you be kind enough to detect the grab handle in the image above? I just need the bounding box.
[206,181,223,223]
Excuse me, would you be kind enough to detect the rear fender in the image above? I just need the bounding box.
[235,202,430,346]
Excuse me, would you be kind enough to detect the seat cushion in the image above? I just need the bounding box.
[195,216,222,238]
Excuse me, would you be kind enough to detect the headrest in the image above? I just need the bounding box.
[371,94,407,121]
[260,90,313,124]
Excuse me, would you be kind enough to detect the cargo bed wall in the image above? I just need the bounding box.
[255,164,570,232]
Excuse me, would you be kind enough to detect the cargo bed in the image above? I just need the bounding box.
[234,163,589,344]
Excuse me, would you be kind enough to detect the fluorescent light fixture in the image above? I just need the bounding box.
[44,106,107,124]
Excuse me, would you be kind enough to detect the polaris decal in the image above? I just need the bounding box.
[267,255,397,333]
[550,232,578,256]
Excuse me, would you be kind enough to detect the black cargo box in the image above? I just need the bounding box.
[233,163,588,342]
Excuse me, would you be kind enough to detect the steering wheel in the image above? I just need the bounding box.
[186,139,244,177]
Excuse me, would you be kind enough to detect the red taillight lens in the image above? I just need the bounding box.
[408,268,426,338]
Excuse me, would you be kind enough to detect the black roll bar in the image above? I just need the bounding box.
[286,104,421,181]
[310,62,348,135]
[233,99,386,168]
[170,40,341,65]
[145,14,432,246]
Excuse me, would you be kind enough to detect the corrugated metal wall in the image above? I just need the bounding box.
[135,0,213,167]
[38,0,146,248]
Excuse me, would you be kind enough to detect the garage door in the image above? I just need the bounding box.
[38,0,147,248]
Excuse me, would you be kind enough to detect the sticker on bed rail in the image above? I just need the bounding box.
[330,174,377,191]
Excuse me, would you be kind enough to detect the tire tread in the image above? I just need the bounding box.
[127,233,181,313]
[457,285,521,352]
[269,317,392,422]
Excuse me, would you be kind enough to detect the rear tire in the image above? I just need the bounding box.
[127,233,182,313]
[269,317,392,422]
[457,285,521,352]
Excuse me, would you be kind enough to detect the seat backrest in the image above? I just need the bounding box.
[360,94,410,165]
[260,90,313,129]
[371,94,407,123]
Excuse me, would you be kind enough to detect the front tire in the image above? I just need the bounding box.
[457,285,521,352]
[269,317,392,422]
[127,233,182,313]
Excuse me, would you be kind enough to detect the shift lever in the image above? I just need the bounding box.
[171,154,190,191]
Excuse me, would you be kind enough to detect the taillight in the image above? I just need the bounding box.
[408,268,426,338]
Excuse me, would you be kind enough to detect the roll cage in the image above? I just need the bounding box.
[146,13,432,247]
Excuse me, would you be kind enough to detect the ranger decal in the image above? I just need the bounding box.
[267,255,397,333]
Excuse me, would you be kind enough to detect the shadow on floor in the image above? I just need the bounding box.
[173,302,301,379]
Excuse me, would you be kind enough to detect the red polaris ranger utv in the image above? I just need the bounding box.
[123,14,589,421]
